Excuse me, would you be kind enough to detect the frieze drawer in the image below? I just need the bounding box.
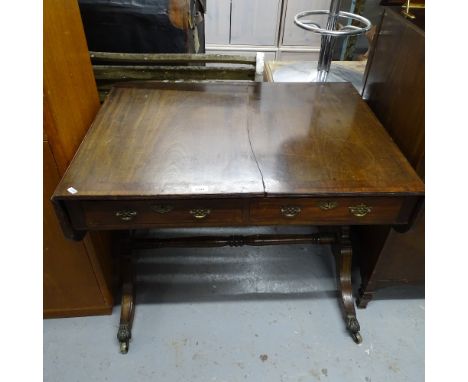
[249,197,410,225]
[78,199,246,229]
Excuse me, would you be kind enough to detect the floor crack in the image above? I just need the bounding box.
[246,122,266,195]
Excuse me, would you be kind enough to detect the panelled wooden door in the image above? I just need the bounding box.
[44,0,113,317]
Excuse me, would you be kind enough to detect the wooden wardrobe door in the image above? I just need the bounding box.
[44,0,113,317]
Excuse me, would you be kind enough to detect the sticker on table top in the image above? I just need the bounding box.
[67,187,78,194]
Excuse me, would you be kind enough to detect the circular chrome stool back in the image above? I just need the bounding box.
[294,0,371,82]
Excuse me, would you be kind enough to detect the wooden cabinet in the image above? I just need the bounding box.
[44,0,113,317]
[355,6,425,308]
[44,140,109,316]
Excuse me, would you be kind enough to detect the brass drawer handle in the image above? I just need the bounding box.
[115,210,138,221]
[280,206,301,218]
[318,201,338,210]
[190,208,211,219]
[151,204,174,214]
[349,204,372,217]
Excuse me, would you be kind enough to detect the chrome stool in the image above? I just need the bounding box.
[294,0,371,82]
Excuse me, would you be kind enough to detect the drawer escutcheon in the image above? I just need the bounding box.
[318,201,338,210]
[190,208,211,219]
[151,204,174,214]
[349,204,372,217]
[115,210,138,221]
[280,206,302,218]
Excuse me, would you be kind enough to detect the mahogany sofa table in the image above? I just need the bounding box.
[52,82,424,353]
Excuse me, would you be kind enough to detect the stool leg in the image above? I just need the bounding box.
[333,226,362,344]
[117,235,135,354]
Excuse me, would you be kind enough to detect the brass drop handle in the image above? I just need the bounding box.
[349,204,372,217]
[190,208,211,219]
[151,204,174,214]
[280,206,301,218]
[115,210,138,221]
[318,201,338,210]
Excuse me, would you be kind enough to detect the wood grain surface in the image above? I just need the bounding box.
[356,7,426,307]
[60,195,416,232]
[44,0,101,175]
[363,7,424,174]
[44,141,108,316]
[247,83,423,195]
[44,0,113,317]
[54,83,263,198]
[53,82,424,200]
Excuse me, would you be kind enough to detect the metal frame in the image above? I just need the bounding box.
[294,10,371,37]
[294,0,371,82]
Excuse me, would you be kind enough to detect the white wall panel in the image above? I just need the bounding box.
[282,0,331,47]
[205,0,231,45]
[230,0,281,46]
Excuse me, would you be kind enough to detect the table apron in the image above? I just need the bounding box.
[61,196,420,233]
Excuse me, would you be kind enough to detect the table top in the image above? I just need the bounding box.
[54,82,424,200]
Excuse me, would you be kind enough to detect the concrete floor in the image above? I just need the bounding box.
[44,227,424,382]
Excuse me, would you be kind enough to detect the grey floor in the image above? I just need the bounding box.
[44,227,424,382]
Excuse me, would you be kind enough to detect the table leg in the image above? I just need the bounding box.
[333,226,362,344]
[356,287,375,309]
[117,234,135,354]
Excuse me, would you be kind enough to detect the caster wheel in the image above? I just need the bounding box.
[120,341,129,354]
[351,332,362,344]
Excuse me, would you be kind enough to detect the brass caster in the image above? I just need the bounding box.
[117,323,131,354]
[351,332,363,344]
[120,341,129,354]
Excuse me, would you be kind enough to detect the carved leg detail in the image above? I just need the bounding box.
[356,287,374,309]
[117,234,135,354]
[118,281,135,354]
[333,226,362,344]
